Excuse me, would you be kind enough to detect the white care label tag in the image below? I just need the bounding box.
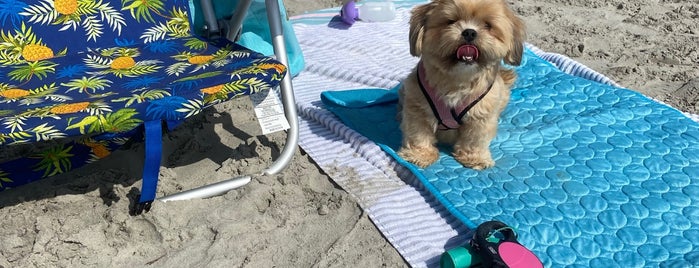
[250,88,290,135]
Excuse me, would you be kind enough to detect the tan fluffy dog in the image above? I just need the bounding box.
[397,0,525,169]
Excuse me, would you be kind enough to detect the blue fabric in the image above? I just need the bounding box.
[139,120,163,203]
[321,48,699,267]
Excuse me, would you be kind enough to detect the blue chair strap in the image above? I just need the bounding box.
[132,120,163,215]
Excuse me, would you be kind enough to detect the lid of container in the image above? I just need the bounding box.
[340,1,359,25]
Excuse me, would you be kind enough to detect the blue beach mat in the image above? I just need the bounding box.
[321,48,699,267]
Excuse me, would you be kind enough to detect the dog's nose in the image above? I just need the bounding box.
[462,29,477,42]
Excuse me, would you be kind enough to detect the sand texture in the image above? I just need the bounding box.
[1,0,697,267]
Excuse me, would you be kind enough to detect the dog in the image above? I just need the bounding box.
[397,0,525,169]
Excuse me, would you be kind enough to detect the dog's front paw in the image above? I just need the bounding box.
[398,146,439,168]
[453,149,495,170]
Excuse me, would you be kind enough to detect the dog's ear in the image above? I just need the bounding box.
[409,3,435,57]
[504,9,526,66]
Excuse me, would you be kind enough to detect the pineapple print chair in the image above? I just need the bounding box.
[0,0,299,214]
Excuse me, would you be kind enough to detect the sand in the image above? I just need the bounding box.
[1,0,697,267]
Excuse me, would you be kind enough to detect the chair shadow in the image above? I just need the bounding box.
[0,101,282,210]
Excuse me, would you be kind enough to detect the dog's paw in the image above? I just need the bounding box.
[398,146,439,168]
[453,149,495,170]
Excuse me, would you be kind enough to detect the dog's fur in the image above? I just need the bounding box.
[397,0,525,169]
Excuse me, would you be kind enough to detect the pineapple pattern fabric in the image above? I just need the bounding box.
[0,0,287,191]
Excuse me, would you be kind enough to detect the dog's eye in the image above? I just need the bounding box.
[447,19,457,25]
[484,22,492,29]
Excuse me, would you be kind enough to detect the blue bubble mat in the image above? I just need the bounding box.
[320,48,699,267]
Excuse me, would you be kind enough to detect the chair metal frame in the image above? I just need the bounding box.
[157,0,299,202]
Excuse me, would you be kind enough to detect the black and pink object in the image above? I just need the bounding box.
[441,220,543,268]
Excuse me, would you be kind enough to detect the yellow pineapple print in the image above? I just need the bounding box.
[53,0,78,15]
[188,55,214,65]
[86,47,156,77]
[0,89,31,99]
[84,142,111,159]
[110,56,136,70]
[21,44,55,61]
[258,63,286,74]
[201,84,224,95]
[50,102,90,114]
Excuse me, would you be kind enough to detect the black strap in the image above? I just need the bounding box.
[454,81,493,122]
[416,67,449,129]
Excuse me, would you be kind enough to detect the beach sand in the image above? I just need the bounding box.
[1,0,697,267]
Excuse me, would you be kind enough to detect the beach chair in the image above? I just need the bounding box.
[0,0,299,214]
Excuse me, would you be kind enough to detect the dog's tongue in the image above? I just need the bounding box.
[457,45,479,63]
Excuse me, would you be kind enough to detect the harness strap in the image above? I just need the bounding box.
[417,62,493,130]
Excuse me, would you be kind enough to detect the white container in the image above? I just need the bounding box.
[358,1,396,22]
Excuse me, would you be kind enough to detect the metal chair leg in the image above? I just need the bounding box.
[226,0,253,41]
[158,0,298,202]
[262,0,299,175]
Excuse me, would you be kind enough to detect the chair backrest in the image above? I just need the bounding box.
[1,0,194,60]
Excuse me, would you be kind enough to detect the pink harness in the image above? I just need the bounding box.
[417,62,494,130]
